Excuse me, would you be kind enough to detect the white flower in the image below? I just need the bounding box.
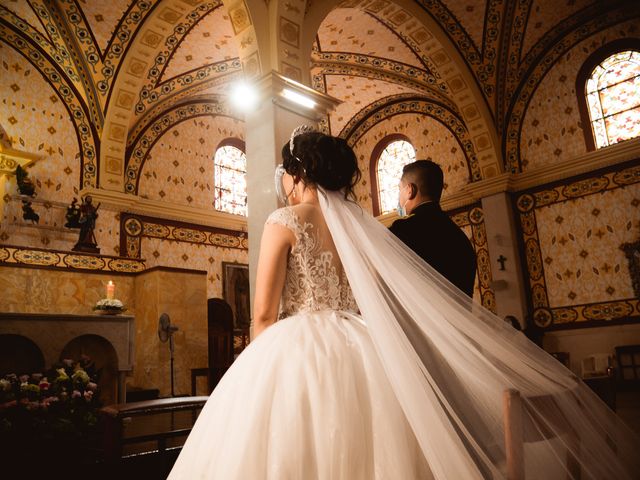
[95,298,124,308]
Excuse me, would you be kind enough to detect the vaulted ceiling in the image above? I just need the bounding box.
[1,0,638,191]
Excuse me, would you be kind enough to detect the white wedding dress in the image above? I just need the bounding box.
[170,191,638,479]
[169,204,433,479]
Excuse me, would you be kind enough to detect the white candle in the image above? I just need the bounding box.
[106,280,115,300]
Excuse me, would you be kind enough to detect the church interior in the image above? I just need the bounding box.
[1,0,639,475]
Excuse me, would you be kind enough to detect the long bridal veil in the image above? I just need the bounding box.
[319,189,638,479]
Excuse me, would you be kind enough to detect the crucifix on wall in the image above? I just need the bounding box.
[497,255,507,271]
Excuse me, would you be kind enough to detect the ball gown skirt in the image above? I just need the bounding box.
[168,309,433,479]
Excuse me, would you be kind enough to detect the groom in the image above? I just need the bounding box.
[390,160,476,297]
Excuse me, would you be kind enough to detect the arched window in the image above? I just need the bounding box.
[371,135,416,215]
[214,140,247,216]
[578,44,640,149]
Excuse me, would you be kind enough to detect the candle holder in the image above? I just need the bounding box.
[93,298,126,315]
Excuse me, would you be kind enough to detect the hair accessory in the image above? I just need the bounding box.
[289,124,317,162]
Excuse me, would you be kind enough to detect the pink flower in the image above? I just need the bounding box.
[72,390,81,398]
[19,374,29,383]
[39,381,50,391]
[42,396,59,408]
[86,382,97,392]
[83,390,94,401]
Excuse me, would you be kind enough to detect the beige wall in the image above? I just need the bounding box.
[0,264,208,398]
[543,324,640,376]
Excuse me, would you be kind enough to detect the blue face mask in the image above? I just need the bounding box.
[396,200,409,217]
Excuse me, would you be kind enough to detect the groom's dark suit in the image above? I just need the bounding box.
[390,202,476,297]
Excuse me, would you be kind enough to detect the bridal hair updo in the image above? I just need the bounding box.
[282,132,361,199]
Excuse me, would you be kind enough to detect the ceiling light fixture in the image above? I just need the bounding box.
[282,88,316,109]
[229,82,258,111]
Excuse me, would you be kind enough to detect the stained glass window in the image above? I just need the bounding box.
[214,145,247,216]
[376,139,416,214]
[586,50,640,148]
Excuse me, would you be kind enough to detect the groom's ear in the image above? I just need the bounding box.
[408,183,417,200]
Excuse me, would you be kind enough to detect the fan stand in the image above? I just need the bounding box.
[158,313,179,397]
[169,330,176,397]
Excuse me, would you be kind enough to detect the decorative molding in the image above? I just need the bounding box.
[342,94,480,182]
[254,70,342,120]
[125,99,239,194]
[379,202,496,312]
[0,244,145,273]
[310,50,445,97]
[410,138,640,212]
[0,23,99,189]
[449,204,497,313]
[80,187,247,232]
[514,162,640,330]
[503,5,640,173]
[0,146,42,175]
[120,212,247,260]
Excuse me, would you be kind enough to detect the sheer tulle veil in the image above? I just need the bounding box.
[318,188,639,479]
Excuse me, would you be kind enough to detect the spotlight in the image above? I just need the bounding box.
[281,88,316,109]
[230,82,258,111]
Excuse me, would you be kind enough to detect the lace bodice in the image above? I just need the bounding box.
[266,206,358,318]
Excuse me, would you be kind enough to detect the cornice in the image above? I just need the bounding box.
[80,188,247,232]
[253,70,342,120]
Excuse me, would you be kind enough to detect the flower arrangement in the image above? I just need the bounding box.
[0,355,102,460]
[93,280,126,314]
[93,298,126,314]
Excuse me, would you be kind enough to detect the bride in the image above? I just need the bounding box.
[168,127,638,479]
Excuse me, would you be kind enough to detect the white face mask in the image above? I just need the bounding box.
[396,200,409,217]
[275,164,296,206]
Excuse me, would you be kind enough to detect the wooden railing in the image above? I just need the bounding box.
[101,396,208,463]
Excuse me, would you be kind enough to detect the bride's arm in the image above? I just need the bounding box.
[252,223,294,338]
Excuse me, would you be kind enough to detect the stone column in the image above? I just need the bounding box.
[481,192,529,326]
[244,72,339,336]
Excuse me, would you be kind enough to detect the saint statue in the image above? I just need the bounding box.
[72,195,101,253]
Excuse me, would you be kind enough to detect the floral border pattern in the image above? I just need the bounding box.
[515,162,640,329]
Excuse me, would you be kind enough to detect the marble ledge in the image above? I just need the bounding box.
[0,312,134,322]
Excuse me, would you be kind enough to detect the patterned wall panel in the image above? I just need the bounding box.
[515,161,640,330]
[352,112,470,211]
[317,7,425,69]
[439,0,488,53]
[121,213,247,298]
[520,20,640,171]
[0,45,80,199]
[0,244,144,273]
[520,0,597,61]
[137,115,244,209]
[160,6,236,82]
[504,5,639,173]
[80,0,135,54]
[325,75,417,135]
[449,204,497,312]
